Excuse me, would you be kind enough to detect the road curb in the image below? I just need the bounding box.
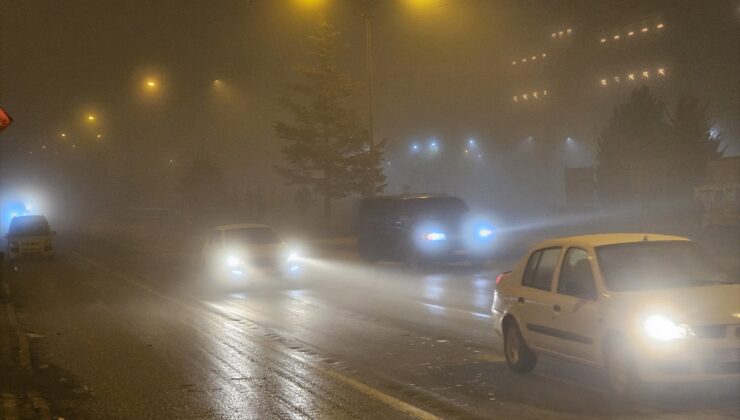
[5,299,32,371]
[1,256,52,420]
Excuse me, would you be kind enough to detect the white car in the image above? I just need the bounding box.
[201,224,301,284]
[492,233,740,393]
[6,215,56,259]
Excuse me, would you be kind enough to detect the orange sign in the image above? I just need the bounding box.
[0,107,12,133]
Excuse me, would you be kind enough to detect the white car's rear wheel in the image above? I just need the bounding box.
[504,322,537,373]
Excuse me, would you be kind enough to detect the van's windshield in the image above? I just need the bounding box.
[402,197,469,219]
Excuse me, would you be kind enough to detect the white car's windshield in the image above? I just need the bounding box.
[9,216,50,236]
[224,228,281,246]
[596,241,736,291]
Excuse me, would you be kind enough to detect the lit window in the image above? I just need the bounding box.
[513,96,518,102]
[600,38,607,43]
[657,23,664,29]
[613,34,620,40]
[532,56,537,60]
[522,58,527,63]
[657,68,665,75]
[533,91,539,99]
[522,94,528,100]
[566,28,572,34]
[512,60,517,65]
[628,31,634,36]
[614,76,621,83]
[552,33,557,38]
[542,53,547,58]
[543,90,548,96]
[641,27,649,32]
[642,71,649,78]
[628,73,635,81]
[558,31,564,36]
[600,79,608,86]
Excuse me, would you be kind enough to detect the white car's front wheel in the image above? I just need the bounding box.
[504,321,537,373]
[605,340,640,396]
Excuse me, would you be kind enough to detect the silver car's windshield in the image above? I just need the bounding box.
[224,228,281,246]
[596,241,736,291]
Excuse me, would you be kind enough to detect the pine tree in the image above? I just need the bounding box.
[274,14,385,226]
[667,96,724,197]
[595,86,671,205]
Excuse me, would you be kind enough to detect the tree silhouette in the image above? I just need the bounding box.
[596,86,671,205]
[667,96,724,198]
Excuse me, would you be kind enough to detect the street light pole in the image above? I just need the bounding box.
[363,4,375,197]
[363,4,377,196]
[364,9,374,155]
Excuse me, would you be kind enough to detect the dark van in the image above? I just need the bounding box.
[357,195,495,266]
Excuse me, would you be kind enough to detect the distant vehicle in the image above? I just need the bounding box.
[5,215,56,259]
[492,233,740,393]
[201,224,301,285]
[357,194,495,266]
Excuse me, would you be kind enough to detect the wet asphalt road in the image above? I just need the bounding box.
[6,233,740,419]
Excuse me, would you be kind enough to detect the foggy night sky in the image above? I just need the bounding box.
[1,0,739,203]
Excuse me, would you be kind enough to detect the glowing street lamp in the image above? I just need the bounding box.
[294,0,327,9]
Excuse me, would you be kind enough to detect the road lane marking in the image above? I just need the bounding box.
[321,368,443,420]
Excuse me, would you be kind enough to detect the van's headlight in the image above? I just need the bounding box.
[226,256,243,268]
[286,251,300,263]
[643,314,693,341]
[424,232,447,241]
[477,227,494,238]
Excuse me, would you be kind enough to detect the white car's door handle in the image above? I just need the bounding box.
[517,297,525,304]
[553,304,561,313]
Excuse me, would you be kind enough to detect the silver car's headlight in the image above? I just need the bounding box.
[226,256,243,268]
[643,314,693,341]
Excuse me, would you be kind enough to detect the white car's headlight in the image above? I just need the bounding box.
[643,314,693,341]
[226,256,243,268]
[286,251,300,263]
